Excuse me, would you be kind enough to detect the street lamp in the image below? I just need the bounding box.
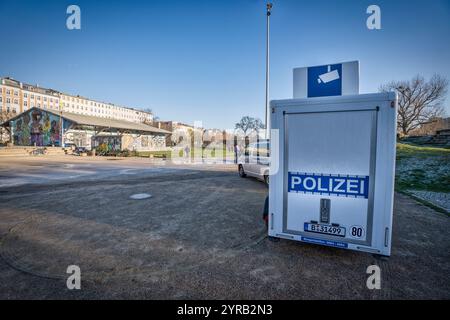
[265,2,273,139]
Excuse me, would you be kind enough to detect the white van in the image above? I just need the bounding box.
[237,140,270,186]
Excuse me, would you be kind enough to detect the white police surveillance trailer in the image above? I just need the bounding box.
[269,92,397,256]
[293,61,359,98]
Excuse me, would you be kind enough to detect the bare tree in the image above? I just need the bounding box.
[253,118,265,135]
[141,108,155,125]
[380,74,448,136]
[235,116,265,136]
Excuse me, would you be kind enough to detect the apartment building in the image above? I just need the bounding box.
[154,121,204,147]
[0,77,60,115]
[60,93,153,123]
[0,77,153,124]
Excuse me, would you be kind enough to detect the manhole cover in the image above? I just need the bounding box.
[129,193,152,200]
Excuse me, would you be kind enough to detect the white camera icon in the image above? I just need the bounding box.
[317,66,340,84]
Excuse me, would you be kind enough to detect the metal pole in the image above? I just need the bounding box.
[265,2,272,139]
[59,100,63,147]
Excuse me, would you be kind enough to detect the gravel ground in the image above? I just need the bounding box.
[0,156,449,299]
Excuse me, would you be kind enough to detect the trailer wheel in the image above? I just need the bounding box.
[264,174,269,186]
[263,214,269,229]
[263,196,269,229]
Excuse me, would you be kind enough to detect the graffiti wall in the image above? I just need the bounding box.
[11,109,71,147]
[92,134,167,152]
[92,136,122,153]
[64,130,92,149]
[122,134,166,151]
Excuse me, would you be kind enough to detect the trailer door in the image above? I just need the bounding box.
[283,108,377,247]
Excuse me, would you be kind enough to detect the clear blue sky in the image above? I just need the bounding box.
[0,0,449,129]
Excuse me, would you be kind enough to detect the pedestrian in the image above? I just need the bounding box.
[234,144,240,164]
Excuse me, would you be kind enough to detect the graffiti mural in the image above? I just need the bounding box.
[121,134,165,151]
[141,136,149,148]
[93,136,121,153]
[12,109,70,147]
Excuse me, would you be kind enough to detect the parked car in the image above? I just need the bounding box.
[73,147,88,155]
[64,143,77,150]
[237,140,270,186]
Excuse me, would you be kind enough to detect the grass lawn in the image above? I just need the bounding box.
[137,143,449,194]
[395,143,450,193]
[137,150,172,159]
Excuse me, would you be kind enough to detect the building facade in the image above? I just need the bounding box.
[2,107,169,151]
[60,93,153,123]
[1,77,61,115]
[1,77,153,124]
[155,121,197,147]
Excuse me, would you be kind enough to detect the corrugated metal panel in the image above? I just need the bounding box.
[60,111,170,134]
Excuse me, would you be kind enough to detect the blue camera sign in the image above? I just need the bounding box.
[307,64,342,98]
[293,61,359,99]
[288,172,369,199]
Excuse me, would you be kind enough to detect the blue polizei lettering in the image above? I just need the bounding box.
[288,172,369,199]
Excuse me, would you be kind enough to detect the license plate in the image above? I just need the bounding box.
[304,223,346,237]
